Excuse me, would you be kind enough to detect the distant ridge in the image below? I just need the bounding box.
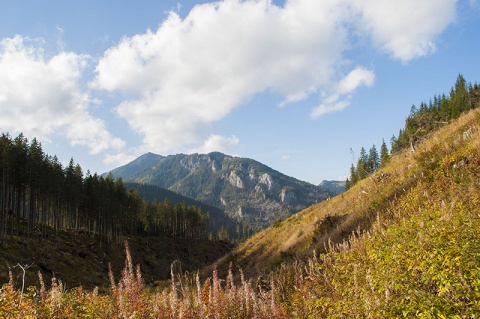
[318,180,346,196]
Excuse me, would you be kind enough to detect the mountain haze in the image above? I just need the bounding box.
[108,152,332,230]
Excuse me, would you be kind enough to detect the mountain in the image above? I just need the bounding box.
[111,152,165,177]
[108,152,332,231]
[318,180,345,196]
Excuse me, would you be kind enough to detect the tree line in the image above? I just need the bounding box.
[0,133,210,244]
[346,141,389,190]
[125,182,244,241]
[346,74,480,190]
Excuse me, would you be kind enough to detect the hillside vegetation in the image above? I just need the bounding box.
[1,80,480,317]
[215,107,480,316]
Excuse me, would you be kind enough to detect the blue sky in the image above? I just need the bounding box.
[1,0,479,184]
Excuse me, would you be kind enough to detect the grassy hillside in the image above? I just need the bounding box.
[218,108,479,276]
[1,109,479,317]
[214,108,480,316]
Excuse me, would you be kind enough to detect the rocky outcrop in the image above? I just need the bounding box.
[280,188,298,205]
[227,170,244,188]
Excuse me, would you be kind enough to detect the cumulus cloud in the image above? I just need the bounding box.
[351,0,457,62]
[93,0,348,154]
[0,36,124,154]
[93,0,458,154]
[311,66,375,118]
[192,134,240,154]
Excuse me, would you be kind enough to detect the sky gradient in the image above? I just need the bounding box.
[1,0,479,184]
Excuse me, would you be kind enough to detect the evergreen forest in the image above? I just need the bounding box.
[0,135,211,243]
[347,74,480,189]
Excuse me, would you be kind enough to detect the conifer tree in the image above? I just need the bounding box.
[27,138,44,237]
[367,144,379,175]
[348,164,357,189]
[450,74,468,117]
[380,139,390,168]
[356,147,369,180]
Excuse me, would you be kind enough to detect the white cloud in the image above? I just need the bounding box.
[93,0,348,154]
[103,151,137,167]
[351,0,457,62]
[337,67,375,95]
[311,100,350,119]
[93,0,458,153]
[0,35,124,154]
[311,66,375,118]
[192,134,240,154]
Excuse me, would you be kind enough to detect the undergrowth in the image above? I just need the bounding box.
[0,240,289,319]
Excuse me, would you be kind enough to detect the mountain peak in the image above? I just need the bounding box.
[108,152,164,178]
[109,152,334,231]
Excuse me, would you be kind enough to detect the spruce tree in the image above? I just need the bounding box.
[380,139,390,168]
[356,147,369,180]
[349,164,357,187]
[367,144,379,175]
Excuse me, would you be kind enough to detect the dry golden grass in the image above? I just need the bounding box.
[224,109,480,279]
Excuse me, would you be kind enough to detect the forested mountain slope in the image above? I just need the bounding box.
[109,152,333,231]
[124,182,240,239]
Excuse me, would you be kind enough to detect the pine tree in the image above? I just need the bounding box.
[450,74,469,117]
[0,133,12,239]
